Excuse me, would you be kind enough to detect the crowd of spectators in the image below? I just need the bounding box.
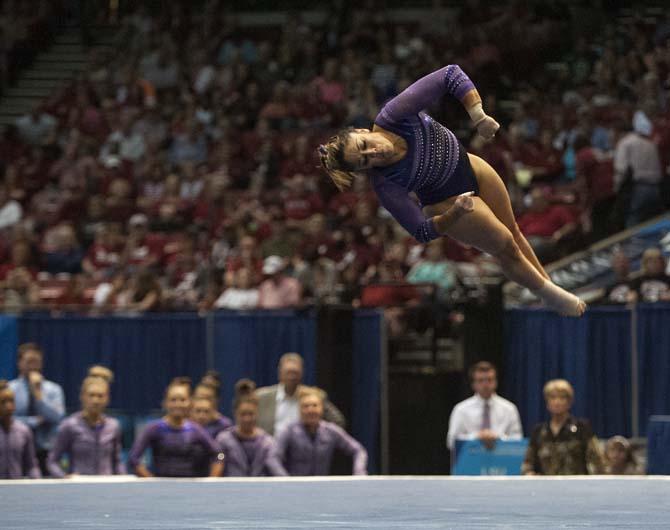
[0,1,669,315]
[597,245,670,303]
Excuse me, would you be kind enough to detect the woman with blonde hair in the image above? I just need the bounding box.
[271,387,367,476]
[318,64,585,316]
[522,379,604,475]
[47,366,125,477]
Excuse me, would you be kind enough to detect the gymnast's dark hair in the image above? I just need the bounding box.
[164,376,192,399]
[317,128,358,191]
[233,378,258,410]
[198,370,222,399]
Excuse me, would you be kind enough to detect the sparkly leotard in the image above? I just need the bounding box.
[368,65,480,243]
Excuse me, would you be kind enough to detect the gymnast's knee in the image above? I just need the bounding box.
[495,235,522,263]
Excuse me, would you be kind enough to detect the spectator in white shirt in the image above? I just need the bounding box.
[446,361,523,453]
[256,352,345,436]
[0,182,22,231]
[614,110,663,228]
[214,266,259,310]
[101,112,146,163]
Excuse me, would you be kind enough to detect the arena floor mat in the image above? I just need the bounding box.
[1,476,669,529]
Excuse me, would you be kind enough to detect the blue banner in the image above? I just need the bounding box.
[503,306,632,438]
[18,313,208,413]
[647,416,670,475]
[352,309,383,474]
[452,439,528,476]
[212,310,318,416]
[0,315,18,380]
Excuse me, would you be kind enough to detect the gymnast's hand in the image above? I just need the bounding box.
[476,115,500,140]
[453,191,475,217]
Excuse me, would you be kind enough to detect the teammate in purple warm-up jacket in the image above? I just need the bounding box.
[0,379,41,479]
[215,382,284,477]
[318,64,585,317]
[47,370,125,477]
[270,387,367,476]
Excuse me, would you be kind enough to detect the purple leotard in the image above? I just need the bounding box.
[369,65,480,243]
[216,428,284,477]
[0,419,41,479]
[204,415,233,439]
[128,419,220,477]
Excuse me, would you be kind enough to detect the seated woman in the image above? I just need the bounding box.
[522,379,604,475]
[604,435,644,475]
[215,379,283,477]
[0,379,41,479]
[271,387,367,476]
[128,377,223,478]
[47,366,125,477]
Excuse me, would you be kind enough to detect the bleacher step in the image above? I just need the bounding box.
[5,87,58,98]
[21,69,79,80]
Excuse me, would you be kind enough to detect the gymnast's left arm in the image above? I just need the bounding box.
[332,425,368,476]
[380,65,497,135]
[372,176,474,243]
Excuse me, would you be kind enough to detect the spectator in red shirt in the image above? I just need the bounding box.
[0,240,38,283]
[517,187,578,263]
[574,133,615,243]
[122,214,164,270]
[82,224,122,280]
[281,173,324,226]
[278,134,318,180]
[54,274,89,309]
[193,174,230,237]
[104,175,135,224]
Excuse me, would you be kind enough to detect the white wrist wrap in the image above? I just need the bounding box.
[468,103,487,125]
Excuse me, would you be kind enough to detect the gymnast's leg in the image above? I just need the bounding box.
[424,196,585,316]
[468,153,550,280]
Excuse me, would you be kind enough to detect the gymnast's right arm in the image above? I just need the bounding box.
[380,65,480,121]
[379,64,498,139]
[128,423,156,477]
[372,176,473,243]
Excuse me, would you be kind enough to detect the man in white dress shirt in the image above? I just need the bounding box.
[446,361,522,454]
[256,353,345,436]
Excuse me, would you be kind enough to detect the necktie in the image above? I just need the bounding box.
[481,401,491,430]
[26,379,37,417]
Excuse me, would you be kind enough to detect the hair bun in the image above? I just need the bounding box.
[88,365,114,384]
[234,378,257,397]
[171,376,192,387]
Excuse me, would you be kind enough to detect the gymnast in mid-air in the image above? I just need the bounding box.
[318,64,585,316]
